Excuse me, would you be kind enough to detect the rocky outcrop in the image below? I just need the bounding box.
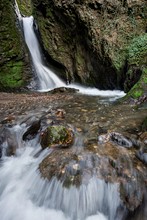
[0,0,31,91]
[32,0,147,92]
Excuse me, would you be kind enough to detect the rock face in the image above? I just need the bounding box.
[32,0,147,92]
[0,0,31,91]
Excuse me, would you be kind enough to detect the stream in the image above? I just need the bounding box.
[0,2,146,220]
[0,93,147,220]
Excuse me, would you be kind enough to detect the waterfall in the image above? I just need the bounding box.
[14,2,125,98]
[22,16,65,90]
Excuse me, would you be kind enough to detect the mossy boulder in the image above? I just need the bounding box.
[0,0,31,91]
[40,125,74,149]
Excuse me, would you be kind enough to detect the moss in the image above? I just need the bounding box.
[76,52,85,66]
[125,67,147,99]
[123,33,147,97]
[142,68,147,83]
[32,0,147,89]
[127,34,147,66]
[17,0,32,16]
[132,90,143,99]
[0,0,31,91]
[113,34,147,72]
[46,8,53,18]
[113,49,127,71]
[41,125,74,149]
[0,61,24,88]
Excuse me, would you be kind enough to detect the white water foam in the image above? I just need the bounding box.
[0,124,122,220]
[21,15,125,98]
[22,16,65,90]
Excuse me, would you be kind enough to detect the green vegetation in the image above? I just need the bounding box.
[41,125,73,149]
[113,49,127,71]
[0,61,24,88]
[124,34,147,98]
[125,67,147,99]
[0,0,31,90]
[127,34,147,66]
[17,0,32,16]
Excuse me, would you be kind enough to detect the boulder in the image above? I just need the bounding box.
[40,125,74,149]
[22,120,41,141]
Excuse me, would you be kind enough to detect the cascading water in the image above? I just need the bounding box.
[22,16,65,90]
[0,123,122,220]
[0,2,131,220]
[15,1,125,98]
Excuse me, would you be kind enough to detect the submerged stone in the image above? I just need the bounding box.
[136,151,147,165]
[22,120,41,141]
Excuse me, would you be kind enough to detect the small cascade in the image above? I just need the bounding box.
[0,123,121,220]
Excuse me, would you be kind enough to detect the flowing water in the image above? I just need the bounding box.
[1,92,147,220]
[21,14,125,98]
[0,122,119,220]
[0,2,146,220]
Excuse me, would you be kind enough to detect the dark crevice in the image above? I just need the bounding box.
[88,2,102,11]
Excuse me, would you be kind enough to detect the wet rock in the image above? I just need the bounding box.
[49,87,79,94]
[22,120,41,141]
[1,115,16,124]
[110,132,133,148]
[142,117,147,132]
[39,143,147,212]
[98,132,133,148]
[55,109,66,119]
[40,125,74,149]
[0,127,19,156]
[136,151,147,165]
[98,133,110,144]
[139,132,147,145]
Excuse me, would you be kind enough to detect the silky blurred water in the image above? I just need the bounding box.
[0,124,112,220]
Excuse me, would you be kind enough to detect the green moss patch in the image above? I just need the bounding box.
[0,61,24,88]
[0,0,31,91]
[127,34,147,66]
[41,125,74,149]
[125,67,147,99]
[17,0,32,16]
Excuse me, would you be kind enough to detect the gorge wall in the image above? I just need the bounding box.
[0,0,147,96]
[0,0,31,91]
[31,0,147,95]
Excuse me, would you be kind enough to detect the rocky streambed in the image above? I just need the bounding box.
[0,91,147,220]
